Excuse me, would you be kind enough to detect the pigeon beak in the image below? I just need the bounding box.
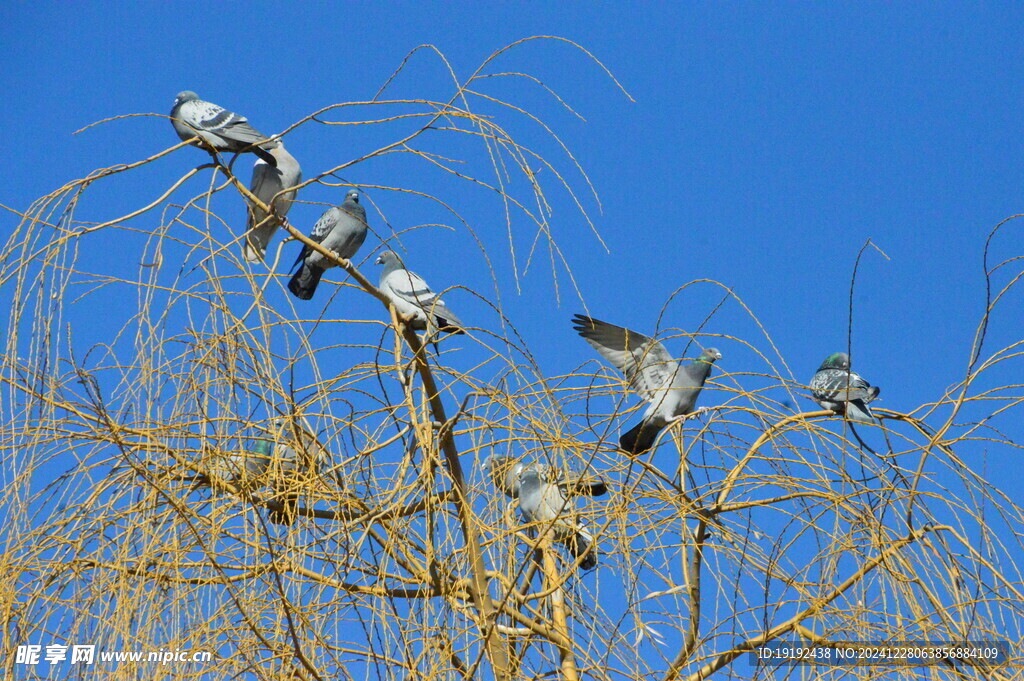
[715,350,723,360]
[374,255,384,265]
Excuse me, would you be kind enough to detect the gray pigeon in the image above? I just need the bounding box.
[810,352,880,424]
[243,142,302,262]
[288,189,368,300]
[264,417,330,525]
[573,314,721,455]
[170,91,277,167]
[376,250,465,335]
[518,468,598,570]
[483,455,608,499]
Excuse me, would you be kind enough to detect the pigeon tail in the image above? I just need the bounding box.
[437,319,466,335]
[269,496,296,525]
[566,531,597,570]
[422,314,466,355]
[619,419,663,455]
[846,400,879,425]
[251,145,278,168]
[433,307,466,335]
[288,264,324,300]
[242,230,269,263]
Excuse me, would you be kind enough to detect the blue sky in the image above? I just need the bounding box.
[3,2,1023,677]
[3,3,1021,386]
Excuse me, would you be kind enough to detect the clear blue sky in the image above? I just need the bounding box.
[3,1,1022,675]
[3,3,1021,397]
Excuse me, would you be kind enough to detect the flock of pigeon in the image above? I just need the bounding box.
[171,91,884,569]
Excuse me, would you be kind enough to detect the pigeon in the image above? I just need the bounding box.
[243,142,302,262]
[376,250,464,335]
[518,467,598,570]
[170,91,277,167]
[264,417,330,525]
[484,455,606,570]
[288,189,368,300]
[201,418,328,524]
[572,314,722,455]
[209,439,273,488]
[483,455,608,499]
[810,352,880,424]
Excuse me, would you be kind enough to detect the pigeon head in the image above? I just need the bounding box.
[174,91,200,105]
[818,352,850,371]
[484,454,515,477]
[484,455,524,497]
[375,250,404,268]
[264,417,293,443]
[699,348,723,363]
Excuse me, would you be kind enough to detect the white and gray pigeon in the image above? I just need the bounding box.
[573,314,722,455]
[483,454,608,499]
[376,250,465,335]
[170,91,277,167]
[484,455,604,570]
[518,467,599,570]
[810,352,880,424]
[243,142,302,262]
[288,189,368,300]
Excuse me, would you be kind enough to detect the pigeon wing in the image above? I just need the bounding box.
[319,203,369,261]
[539,474,598,569]
[308,207,341,244]
[185,99,268,147]
[247,159,279,228]
[428,299,464,333]
[291,207,340,269]
[383,268,441,310]
[517,471,544,522]
[847,370,880,403]
[572,315,677,403]
[243,146,303,262]
[812,368,878,403]
[556,469,608,497]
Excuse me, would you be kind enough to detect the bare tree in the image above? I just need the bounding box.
[1,38,1021,681]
